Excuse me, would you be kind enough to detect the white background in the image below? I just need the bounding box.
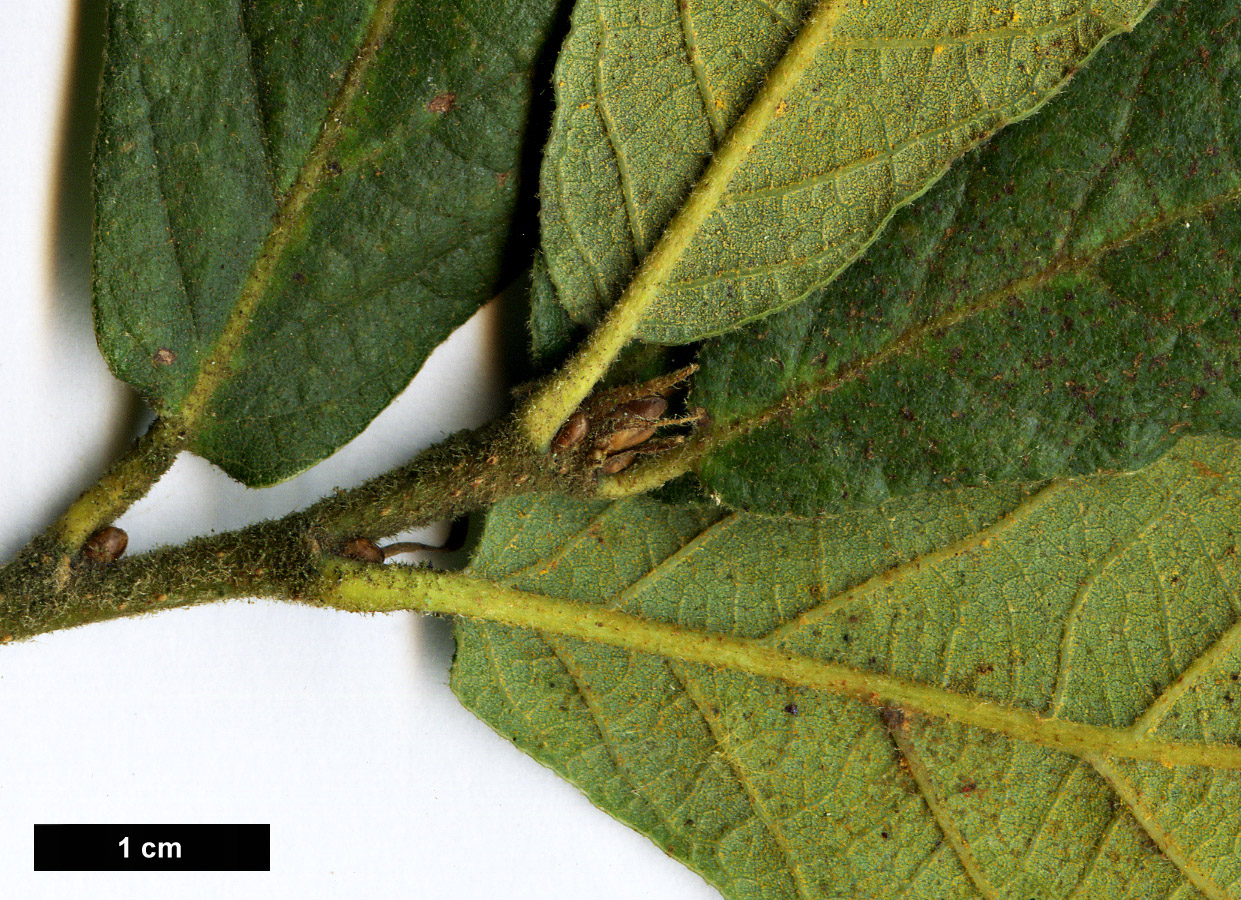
[0,2,719,897]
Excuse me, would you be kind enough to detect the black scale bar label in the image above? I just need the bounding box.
[34,824,270,871]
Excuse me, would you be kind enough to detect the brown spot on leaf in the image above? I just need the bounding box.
[1186,459,1226,481]
[879,707,907,732]
[429,92,456,113]
[154,348,175,366]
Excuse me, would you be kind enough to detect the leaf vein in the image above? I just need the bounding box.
[704,185,1241,448]
[1063,809,1126,900]
[1089,755,1235,900]
[546,637,689,837]
[345,566,1241,769]
[764,481,1070,644]
[1133,614,1241,737]
[715,104,1004,212]
[837,12,1093,53]
[177,0,402,432]
[673,663,817,900]
[1050,494,1170,719]
[1056,34,1154,255]
[737,0,797,32]
[1017,759,1090,872]
[594,3,646,256]
[882,710,1002,900]
[134,65,202,347]
[500,504,619,585]
[678,0,725,141]
[611,511,739,610]
[232,0,280,195]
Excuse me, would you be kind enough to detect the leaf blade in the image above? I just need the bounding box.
[453,436,1241,899]
[93,0,563,484]
[534,0,1158,348]
[691,0,1241,515]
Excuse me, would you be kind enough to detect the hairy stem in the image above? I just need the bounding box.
[301,421,587,545]
[48,416,185,557]
[27,0,405,573]
[0,416,598,640]
[0,513,318,641]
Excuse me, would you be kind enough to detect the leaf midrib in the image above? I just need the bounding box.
[175,0,402,436]
[717,185,1241,439]
[326,563,1241,770]
[520,0,851,447]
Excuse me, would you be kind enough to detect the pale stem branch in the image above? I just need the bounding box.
[49,416,185,556]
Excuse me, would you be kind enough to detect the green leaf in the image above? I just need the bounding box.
[92,0,562,485]
[454,435,1241,900]
[533,0,1157,348]
[692,0,1241,515]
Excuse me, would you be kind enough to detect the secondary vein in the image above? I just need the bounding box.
[1088,754,1233,900]
[604,182,1241,496]
[882,709,1002,900]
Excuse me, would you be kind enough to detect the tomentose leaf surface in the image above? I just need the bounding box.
[693,0,1241,516]
[536,0,1157,346]
[93,0,561,484]
[456,436,1241,899]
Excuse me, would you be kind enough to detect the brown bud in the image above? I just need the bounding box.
[599,450,637,475]
[594,425,656,455]
[83,526,128,563]
[619,395,667,420]
[341,537,384,564]
[551,411,589,452]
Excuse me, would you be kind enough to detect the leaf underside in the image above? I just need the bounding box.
[93,0,562,485]
[456,436,1241,900]
[533,0,1157,349]
[694,0,1241,516]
